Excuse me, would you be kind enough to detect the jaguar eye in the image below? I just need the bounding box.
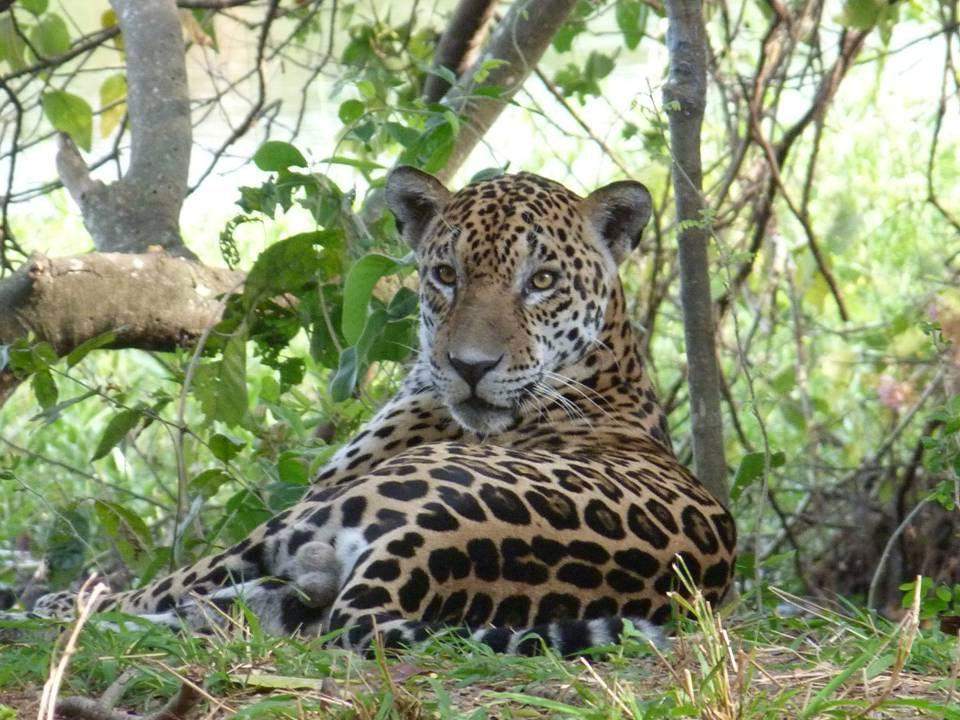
[528,269,557,292]
[433,264,457,287]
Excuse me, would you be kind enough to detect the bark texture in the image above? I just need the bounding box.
[423,0,499,103]
[56,0,193,257]
[0,253,242,353]
[662,0,728,503]
[0,253,243,407]
[436,0,578,182]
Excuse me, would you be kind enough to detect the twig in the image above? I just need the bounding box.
[926,20,960,243]
[57,679,202,720]
[38,576,109,720]
[170,275,247,568]
[867,501,931,611]
[0,435,165,508]
[533,67,632,176]
[856,577,921,716]
[0,76,25,271]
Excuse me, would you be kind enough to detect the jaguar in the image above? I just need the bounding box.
[24,167,736,656]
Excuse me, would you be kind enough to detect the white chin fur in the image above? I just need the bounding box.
[450,401,515,435]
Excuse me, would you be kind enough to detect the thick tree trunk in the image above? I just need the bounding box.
[662,0,728,503]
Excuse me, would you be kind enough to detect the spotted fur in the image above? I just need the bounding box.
[26,169,736,656]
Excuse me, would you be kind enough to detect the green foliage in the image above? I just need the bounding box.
[921,394,960,511]
[0,128,428,578]
[98,73,126,138]
[730,450,786,502]
[341,253,409,345]
[0,16,27,70]
[616,0,650,50]
[553,51,616,104]
[900,577,960,620]
[30,13,70,56]
[42,90,93,151]
[91,407,143,461]
[252,141,308,172]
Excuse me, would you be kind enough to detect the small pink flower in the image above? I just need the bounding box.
[877,374,914,411]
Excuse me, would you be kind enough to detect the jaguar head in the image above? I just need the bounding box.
[386,167,652,434]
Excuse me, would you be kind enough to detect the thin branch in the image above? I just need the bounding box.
[533,67,632,176]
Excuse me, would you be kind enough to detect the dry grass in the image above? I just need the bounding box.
[1,583,958,720]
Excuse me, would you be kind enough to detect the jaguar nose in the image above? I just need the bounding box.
[448,353,503,389]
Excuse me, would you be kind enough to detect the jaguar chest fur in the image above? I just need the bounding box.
[30,168,736,656]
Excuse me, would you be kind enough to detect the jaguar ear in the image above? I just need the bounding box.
[581,180,653,265]
[385,166,452,251]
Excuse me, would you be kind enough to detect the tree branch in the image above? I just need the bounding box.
[663,0,728,503]
[423,0,499,104]
[56,0,194,258]
[436,0,578,182]
[0,253,244,409]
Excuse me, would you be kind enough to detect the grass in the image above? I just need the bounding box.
[1,582,958,719]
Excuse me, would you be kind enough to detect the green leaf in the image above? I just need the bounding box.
[0,17,26,70]
[616,0,648,49]
[386,286,418,319]
[193,330,248,427]
[252,141,307,172]
[42,90,93,151]
[839,0,882,28]
[190,8,218,49]
[190,468,232,498]
[419,122,456,173]
[21,0,49,15]
[93,499,151,567]
[731,451,786,502]
[329,346,359,402]
[31,370,58,410]
[30,388,98,425]
[473,58,508,84]
[92,407,142,461]
[468,167,506,183]
[585,51,615,81]
[277,452,308,485]
[31,13,70,56]
[244,232,323,302]
[552,19,585,53]
[368,318,415,362]
[384,122,420,148]
[66,330,117,368]
[340,254,404,345]
[338,99,365,125]
[209,432,245,462]
[277,357,305,390]
[44,505,89,587]
[769,367,796,396]
[428,64,458,86]
[98,73,127,138]
[217,489,272,543]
